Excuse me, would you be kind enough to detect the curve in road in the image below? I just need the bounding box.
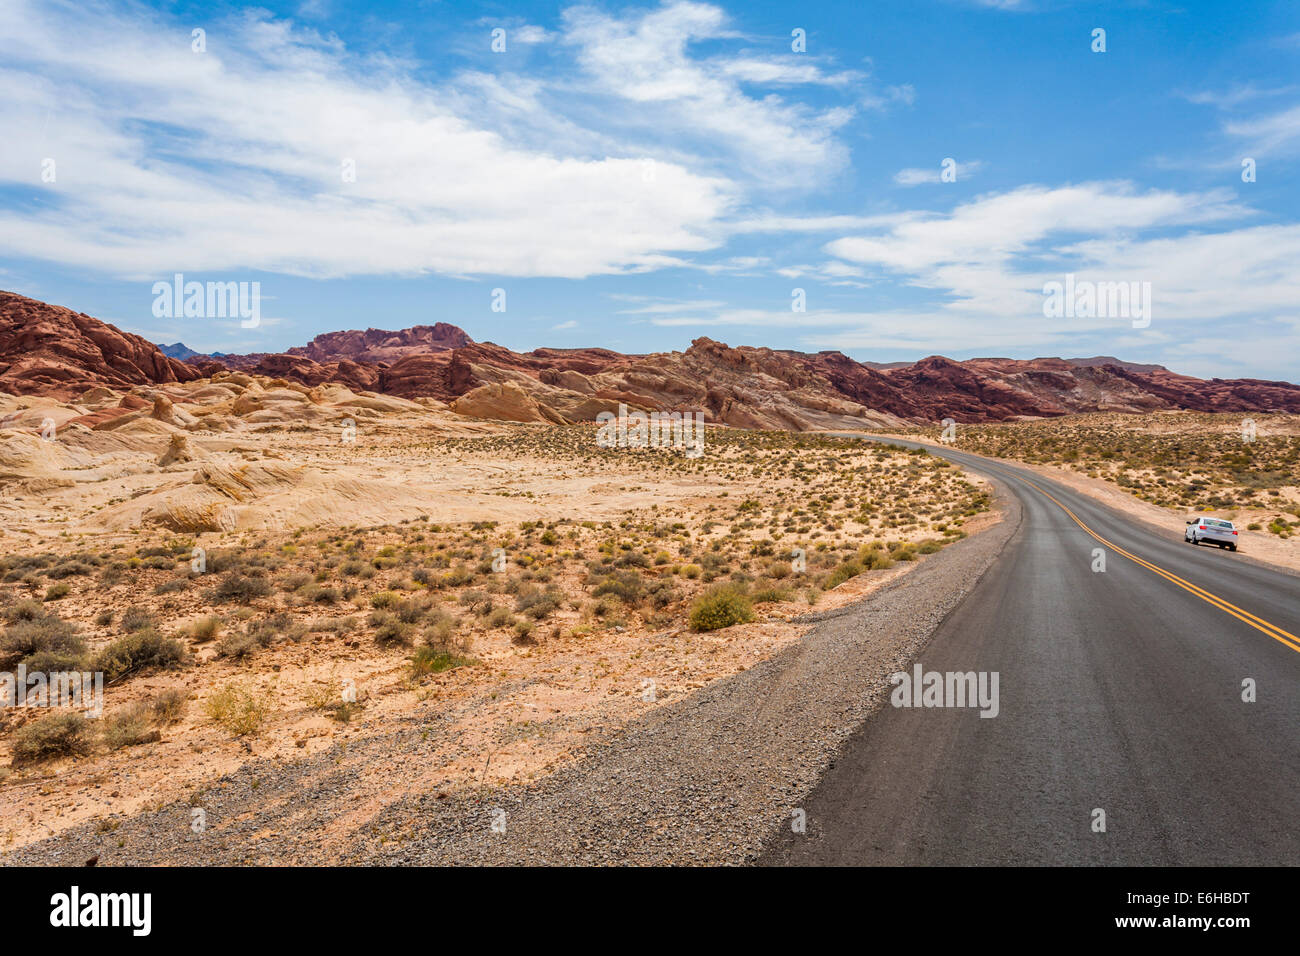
[761,436,1300,866]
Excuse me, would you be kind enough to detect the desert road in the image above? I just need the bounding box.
[762,436,1300,866]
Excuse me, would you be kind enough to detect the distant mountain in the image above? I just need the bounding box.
[158,342,202,361]
[3,290,1299,426]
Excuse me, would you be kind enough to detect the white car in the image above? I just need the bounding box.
[1185,517,1239,551]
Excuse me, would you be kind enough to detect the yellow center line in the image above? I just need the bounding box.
[1006,472,1300,655]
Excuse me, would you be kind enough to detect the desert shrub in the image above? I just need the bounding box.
[205,683,267,736]
[4,600,46,623]
[751,587,790,604]
[591,570,643,604]
[42,583,70,602]
[213,572,273,603]
[300,584,340,605]
[421,611,467,653]
[410,645,472,677]
[370,590,400,609]
[643,579,678,610]
[515,585,560,620]
[917,539,944,555]
[216,631,260,660]
[188,615,222,643]
[512,619,537,643]
[767,560,793,580]
[394,597,431,624]
[0,614,86,669]
[10,712,92,764]
[153,579,189,595]
[94,628,185,682]
[688,584,755,632]
[680,563,702,580]
[824,561,862,590]
[370,611,415,647]
[487,606,515,628]
[150,689,188,724]
[281,572,312,592]
[47,562,93,580]
[458,590,494,616]
[102,703,160,750]
[120,605,155,633]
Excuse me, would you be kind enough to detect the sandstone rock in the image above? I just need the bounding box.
[450,382,565,424]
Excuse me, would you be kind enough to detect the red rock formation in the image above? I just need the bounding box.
[0,291,199,399]
[287,324,472,364]
[7,289,1300,426]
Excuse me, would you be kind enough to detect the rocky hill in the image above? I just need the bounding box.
[0,291,200,398]
[4,289,1299,426]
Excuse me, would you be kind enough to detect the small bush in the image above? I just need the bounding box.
[410,646,472,677]
[11,712,92,764]
[213,573,273,603]
[688,584,755,632]
[150,689,188,724]
[188,615,222,643]
[94,628,185,682]
[42,583,71,602]
[487,606,515,628]
[0,614,86,670]
[370,611,415,647]
[102,703,160,750]
[205,683,268,736]
[120,605,155,633]
[591,570,643,604]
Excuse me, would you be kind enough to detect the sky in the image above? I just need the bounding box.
[1,0,1298,380]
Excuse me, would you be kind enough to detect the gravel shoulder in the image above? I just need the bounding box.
[6,481,1020,867]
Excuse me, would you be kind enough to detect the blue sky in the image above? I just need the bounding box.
[2,0,1298,379]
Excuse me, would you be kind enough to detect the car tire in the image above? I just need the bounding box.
[1230,544,1238,552]
[1191,535,1198,545]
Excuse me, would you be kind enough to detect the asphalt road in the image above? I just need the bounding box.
[762,437,1300,866]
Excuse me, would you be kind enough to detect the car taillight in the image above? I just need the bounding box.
[1199,525,1207,530]
[1233,530,1238,535]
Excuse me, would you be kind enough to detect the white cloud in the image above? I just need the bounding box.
[1223,104,1300,155]
[0,1,842,281]
[560,1,857,184]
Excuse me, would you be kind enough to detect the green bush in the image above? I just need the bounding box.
[213,573,273,603]
[11,712,92,764]
[205,683,267,736]
[94,628,185,682]
[102,703,160,750]
[688,584,755,632]
[410,646,471,677]
[0,613,86,670]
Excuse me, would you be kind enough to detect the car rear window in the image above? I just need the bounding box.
[1205,519,1234,528]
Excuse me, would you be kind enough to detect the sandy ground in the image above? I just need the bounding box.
[0,373,999,854]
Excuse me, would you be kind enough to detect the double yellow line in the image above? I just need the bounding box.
[1015,474,1300,655]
